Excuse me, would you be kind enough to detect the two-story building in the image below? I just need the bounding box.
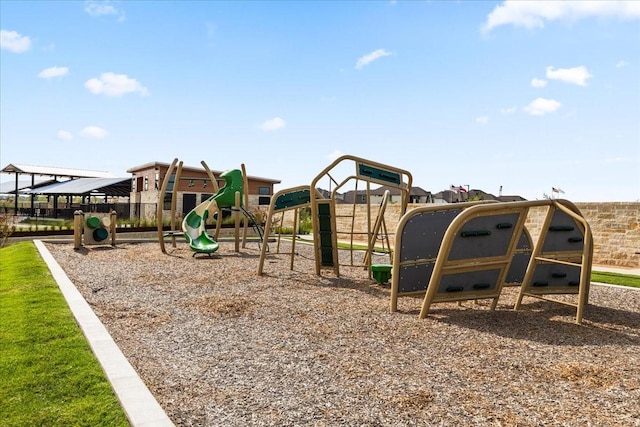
[127,161,280,221]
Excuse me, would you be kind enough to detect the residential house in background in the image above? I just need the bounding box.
[341,185,433,205]
[433,189,527,204]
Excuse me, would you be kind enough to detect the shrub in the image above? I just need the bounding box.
[0,215,15,248]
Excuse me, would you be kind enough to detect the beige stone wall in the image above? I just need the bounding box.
[325,202,639,268]
[524,202,640,268]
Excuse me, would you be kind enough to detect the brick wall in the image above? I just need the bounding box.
[326,202,639,268]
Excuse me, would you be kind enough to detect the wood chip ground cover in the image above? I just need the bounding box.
[44,242,640,426]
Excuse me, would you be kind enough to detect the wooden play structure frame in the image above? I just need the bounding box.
[390,199,593,324]
[157,158,259,255]
[257,155,413,277]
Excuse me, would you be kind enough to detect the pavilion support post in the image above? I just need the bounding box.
[13,173,18,215]
[30,174,35,217]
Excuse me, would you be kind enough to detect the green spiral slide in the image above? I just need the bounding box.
[181,169,243,256]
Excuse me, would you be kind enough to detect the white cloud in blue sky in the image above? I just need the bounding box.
[0,29,31,53]
[482,0,640,33]
[80,126,108,139]
[546,66,592,86]
[84,0,126,21]
[523,98,562,116]
[355,49,392,70]
[531,78,547,88]
[260,117,286,132]
[1,1,638,202]
[57,130,73,141]
[85,72,149,97]
[500,106,517,114]
[37,66,69,79]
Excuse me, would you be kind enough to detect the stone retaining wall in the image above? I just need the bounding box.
[325,202,639,268]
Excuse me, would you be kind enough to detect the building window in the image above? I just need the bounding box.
[189,179,195,187]
[258,196,271,205]
[201,194,213,203]
[155,172,159,190]
[258,186,271,195]
[144,177,148,191]
[165,173,175,192]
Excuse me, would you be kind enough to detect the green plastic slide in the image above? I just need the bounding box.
[181,168,244,255]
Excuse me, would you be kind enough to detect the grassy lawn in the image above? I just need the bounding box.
[591,271,640,288]
[0,242,129,427]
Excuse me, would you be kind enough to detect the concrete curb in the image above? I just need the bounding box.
[591,282,640,291]
[34,240,174,427]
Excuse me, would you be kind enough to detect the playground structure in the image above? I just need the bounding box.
[157,158,264,256]
[258,155,412,277]
[73,210,117,249]
[390,199,593,324]
[158,154,594,324]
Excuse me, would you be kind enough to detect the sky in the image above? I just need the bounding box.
[1,0,639,202]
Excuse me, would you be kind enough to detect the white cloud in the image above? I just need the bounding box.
[355,49,392,70]
[38,66,69,79]
[475,116,490,125]
[0,30,32,53]
[500,106,517,114]
[616,60,628,68]
[482,1,640,33]
[57,130,73,141]
[84,0,126,21]
[80,126,108,139]
[523,97,562,116]
[85,72,149,97]
[531,78,547,88]
[260,117,286,132]
[546,65,592,86]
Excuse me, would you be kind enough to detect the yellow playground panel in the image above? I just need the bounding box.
[258,154,413,277]
[390,199,593,324]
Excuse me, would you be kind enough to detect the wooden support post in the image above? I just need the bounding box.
[157,158,178,254]
[234,191,241,252]
[110,210,117,246]
[241,163,249,248]
[73,210,83,250]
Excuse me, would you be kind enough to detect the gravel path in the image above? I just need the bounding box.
[44,241,640,427]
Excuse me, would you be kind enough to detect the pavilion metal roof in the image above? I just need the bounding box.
[23,178,132,197]
[0,179,56,194]
[1,163,115,178]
